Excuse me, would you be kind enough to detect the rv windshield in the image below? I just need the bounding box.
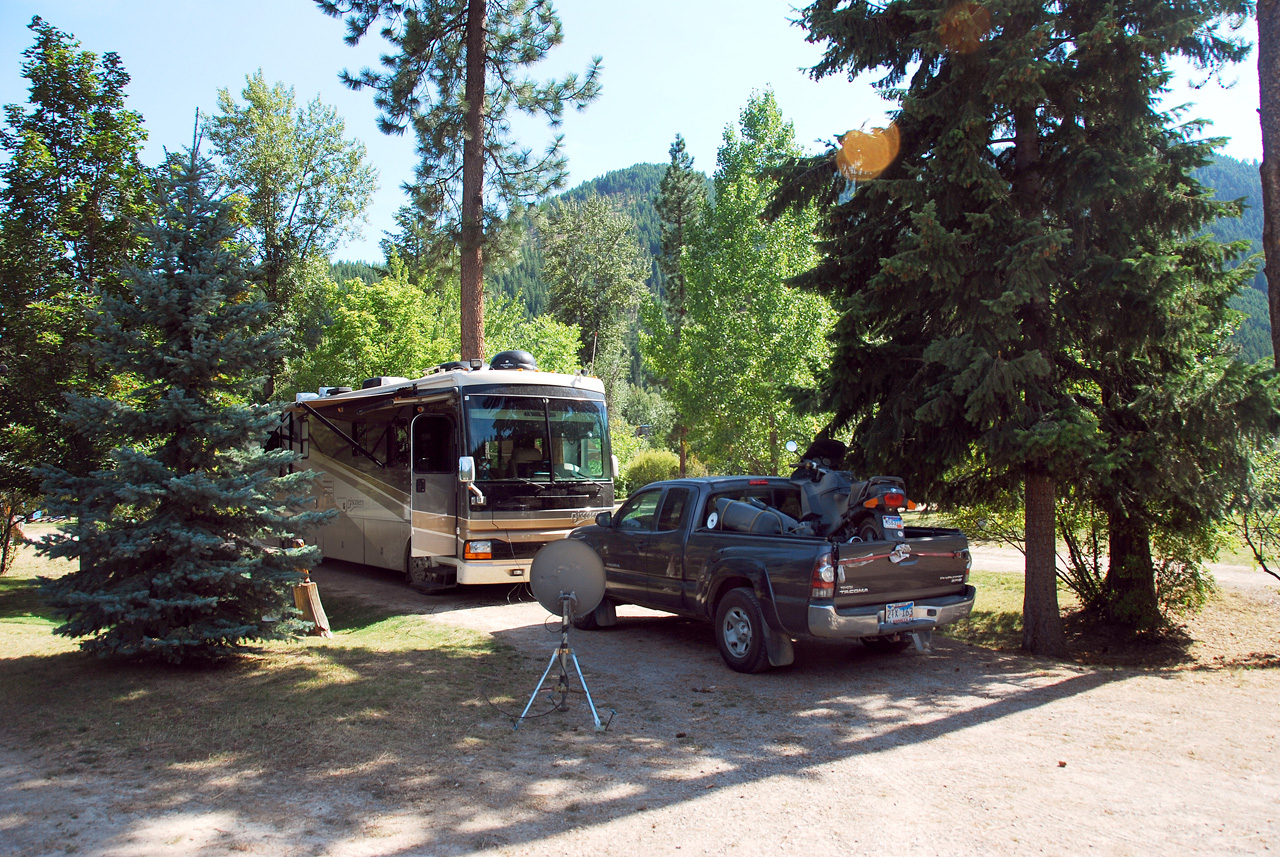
[465,395,608,483]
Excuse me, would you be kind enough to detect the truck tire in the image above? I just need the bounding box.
[572,610,599,630]
[862,634,913,654]
[714,587,772,673]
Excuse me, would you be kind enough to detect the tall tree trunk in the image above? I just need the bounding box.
[1011,53,1064,657]
[1023,470,1066,656]
[1104,509,1160,630]
[459,0,487,362]
[1261,0,1280,368]
[677,425,687,477]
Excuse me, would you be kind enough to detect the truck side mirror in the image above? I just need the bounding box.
[595,511,613,527]
[458,456,476,483]
[611,455,620,480]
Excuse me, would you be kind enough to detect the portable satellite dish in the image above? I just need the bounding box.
[529,539,605,619]
[516,539,611,732]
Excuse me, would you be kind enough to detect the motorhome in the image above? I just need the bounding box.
[277,350,616,589]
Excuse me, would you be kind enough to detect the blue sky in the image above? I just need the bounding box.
[1,1,1264,261]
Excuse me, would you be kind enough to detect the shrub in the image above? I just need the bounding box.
[622,449,680,495]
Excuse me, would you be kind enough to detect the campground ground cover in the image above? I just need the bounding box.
[0,533,1277,856]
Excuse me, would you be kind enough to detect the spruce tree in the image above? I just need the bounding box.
[775,0,1267,647]
[37,147,328,663]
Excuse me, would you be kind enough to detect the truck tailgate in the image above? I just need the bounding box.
[833,531,970,607]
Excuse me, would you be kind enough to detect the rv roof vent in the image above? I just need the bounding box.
[489,349,537,371]
[361,376,410,389]
[323,386,353,396]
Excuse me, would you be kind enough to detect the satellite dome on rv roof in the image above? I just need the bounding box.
[489,349,537,371]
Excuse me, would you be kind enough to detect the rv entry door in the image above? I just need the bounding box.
[410,412,459,559]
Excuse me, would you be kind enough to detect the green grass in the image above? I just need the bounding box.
[936,569,1082,650]
[0,540,529,775]
[936,569,1026,650]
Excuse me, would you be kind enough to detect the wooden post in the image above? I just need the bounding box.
[293,578,332,638]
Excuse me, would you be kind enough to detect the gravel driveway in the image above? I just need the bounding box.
[2,551,1277,856]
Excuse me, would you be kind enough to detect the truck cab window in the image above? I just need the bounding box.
[615,489,661,532]
[656,487,692,532]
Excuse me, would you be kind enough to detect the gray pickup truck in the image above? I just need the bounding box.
[568,475,975,673]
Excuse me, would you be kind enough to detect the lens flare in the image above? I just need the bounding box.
[835,124,900,181]
[938,1,992,54]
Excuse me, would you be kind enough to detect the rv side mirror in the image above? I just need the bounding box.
[458,456,476,483]
[611,455,620,480]
[595,511,613,527]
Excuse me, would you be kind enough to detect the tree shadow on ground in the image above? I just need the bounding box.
[0,561,1270,856]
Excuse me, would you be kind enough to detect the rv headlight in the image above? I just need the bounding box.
[464,540,492,560]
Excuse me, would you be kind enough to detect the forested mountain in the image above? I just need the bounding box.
[1192,154,1269,363]
[438,155,1273,363]
[488,163,702,316]
[330,260,380,285]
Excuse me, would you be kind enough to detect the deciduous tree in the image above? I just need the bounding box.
[647,91,834,476]
[207,70,377,400]
[0,18,149,569]
[541,194,649,401]
[283,255,581,395]
[316,0,601,361]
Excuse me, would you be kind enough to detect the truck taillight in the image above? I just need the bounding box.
[811,551,836,599]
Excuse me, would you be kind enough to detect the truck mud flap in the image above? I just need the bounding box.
[765,625,794,667]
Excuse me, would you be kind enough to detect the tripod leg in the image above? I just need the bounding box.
[566,647,605,732]
[515,648,561,730]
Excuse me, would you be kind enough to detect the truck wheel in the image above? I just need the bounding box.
[714,588,772,673]
[862,634,913,654]
[573,608,600,630]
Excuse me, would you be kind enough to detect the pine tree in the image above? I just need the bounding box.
[651,135,707,475]
[37,148,329,663]
[316,0,601,361]
[776,0,1266,647]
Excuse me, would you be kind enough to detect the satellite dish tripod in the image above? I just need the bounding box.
[515,592,607,732]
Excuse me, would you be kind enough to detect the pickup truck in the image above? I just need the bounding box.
[567,476,975,673]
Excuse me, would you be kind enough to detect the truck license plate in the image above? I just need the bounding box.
[883,515,904,530]
[886,601,914,624]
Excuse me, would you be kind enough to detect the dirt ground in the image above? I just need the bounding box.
[2,549,1278,857]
